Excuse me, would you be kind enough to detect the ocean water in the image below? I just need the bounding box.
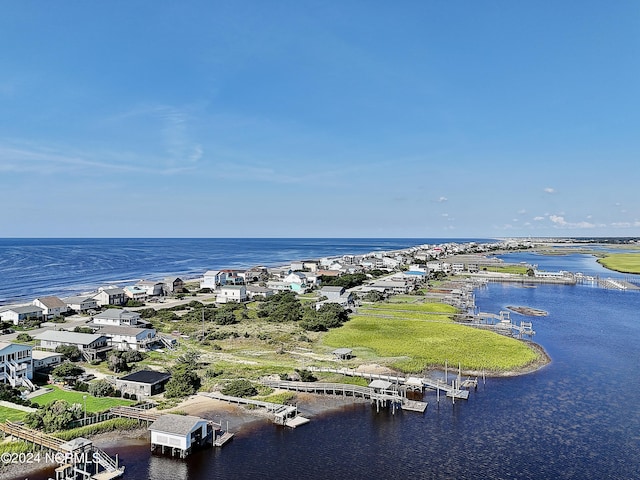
[5,242,640,479]
[0,237,492,305]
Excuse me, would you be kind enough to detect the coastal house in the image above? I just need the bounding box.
[136,280,164,297]
[216,285,247,304]
[123,285,148,302]
[319,286,348,302]
[35,330,112,362]
[200,270,223,289]
[0,341,34,390]
[332,348,353,360]
[0,305,44,325]
[115,369,172,397]
[283,272,308,293]
[32,350,63,371]
[93,287,127,307]
[91,309,144,327]
[163,277,185,295]
[94,325,157,351]
[245,285,274,299]
[62,295,98,313]
[33,296,68,319]
[149,414,215,458]
[241,266,268,283]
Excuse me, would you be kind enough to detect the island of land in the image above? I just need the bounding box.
[7,236,640,477]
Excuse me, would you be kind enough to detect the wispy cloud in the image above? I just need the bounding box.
[549,215,601,229]
[544,187,556,194]
[437,196,448,203]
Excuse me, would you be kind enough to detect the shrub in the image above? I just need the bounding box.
[15,333,33,342]
[55,345,82,362]
[52,362,84,382]
[88,379,115,398]
[221,379,257,398]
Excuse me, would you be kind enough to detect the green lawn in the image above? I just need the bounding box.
[597,253,640,274]
[323,315,538,373]
[483,265,529,274]
[359,302,458,314]
[30,387,134,413]
[0,405,28,422]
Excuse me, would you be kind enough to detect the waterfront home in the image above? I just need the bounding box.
[216,285,247,304]
[62,295,99,313]
[35,330,111,362]
[316,269,342,278]
[319,286,348,302]
[149,414,215,458]
[32,350,63,371]
[245,285,274,299]
[0,305,44,325]
[365,279,412,295]
[283,272,308,292]
[93,287,127,307]
[33,296,68,319]
[163,277,184,295]
[0,341,34,390]
[200,270,223,289]
[136,280,164,297]
[91,308,144,327]
[241,266,268,283]
[94,325,157,351]
[115,369,171,397]
[123,285,148,302]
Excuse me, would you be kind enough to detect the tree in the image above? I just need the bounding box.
[107,353,129,373]
[15,333,33,342]
[164,351,202,399]
[55,345,82,362]
[257,292,302,323]
[362,290,384,302]
[88,379,116,397]
[25,400,82,432]
[221,379,257,398]
[300,303,349,332]
[52,362,84,383]
[295,369,317,382]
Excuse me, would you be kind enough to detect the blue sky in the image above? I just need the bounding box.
[1,1,639,238]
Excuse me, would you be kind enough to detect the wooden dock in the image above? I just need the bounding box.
[109,405,160,423]
[307,366,470,400]
[0,421,125,479]
[260,380,428,413]
[199,392,310,427]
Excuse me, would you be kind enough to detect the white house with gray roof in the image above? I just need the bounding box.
[0,341,34,390]
[94,325,157,351]
[93,287,126,307]
[216,285,247,304]
[34,330,111,361]
[62,295,98,312]
[0,305,44,325]
[149,414,215,458]
[91,309,143,327]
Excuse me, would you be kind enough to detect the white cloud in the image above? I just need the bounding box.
[533,216,545,221]
[544,187,555,194]
[517,209,527,215]
[437,196,448,203]
[549,215,598,229]
[611,221,640,228]
[441,213,449,217]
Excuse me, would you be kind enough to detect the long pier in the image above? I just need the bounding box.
[0,421,124,480]
[198,392,310,428]
[306,366,471,400]
[260,379,428,413]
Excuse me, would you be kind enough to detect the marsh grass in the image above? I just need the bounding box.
[597,253,640,274]
[323,315,538,372]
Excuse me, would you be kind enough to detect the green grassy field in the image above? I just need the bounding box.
[0,405,28,422]
[30,387,134,413]
[597,253,640,274]
[323,315,538,372]
[483,265,529,274]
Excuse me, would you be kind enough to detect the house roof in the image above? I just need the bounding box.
[63,295,96,305]
[97,287,125,295]
[245,285,272,293]
[0,341,31,353]
[34,296,67,309]
[95,325,155,337]
[320,286,345,293]
[93,309,141,320]
[203,270,221,276]
[5,305,44,314]
[220,285,245,291]
[369,380,393,390]
[164,277,183,283]
[32,350,63,360]
[119,369,171,385]
[35,330,107,345]
[149,413,206,435]
[332,348,353,355]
